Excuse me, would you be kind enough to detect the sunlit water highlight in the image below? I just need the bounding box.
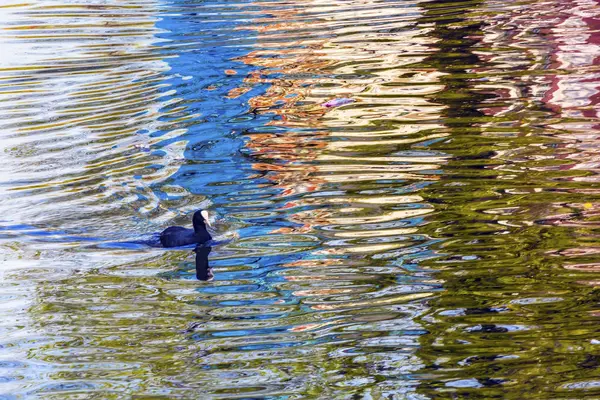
[1,0,600,398]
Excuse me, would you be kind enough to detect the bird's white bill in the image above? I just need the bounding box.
[201,210,211,227]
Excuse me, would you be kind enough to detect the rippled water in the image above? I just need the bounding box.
[1,0,600,398]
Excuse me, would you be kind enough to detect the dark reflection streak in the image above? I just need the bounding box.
[413,0,491,397]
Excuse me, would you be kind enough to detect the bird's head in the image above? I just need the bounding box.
[193,209,211,231]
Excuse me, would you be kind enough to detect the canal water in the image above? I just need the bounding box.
[1,0,600,398]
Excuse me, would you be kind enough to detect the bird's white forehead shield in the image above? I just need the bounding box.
[201,210,211,226]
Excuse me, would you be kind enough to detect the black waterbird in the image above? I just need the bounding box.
[160,209,214,281]
[159,209,212,248]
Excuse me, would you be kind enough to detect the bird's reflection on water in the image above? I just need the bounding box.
[194,245,213,281]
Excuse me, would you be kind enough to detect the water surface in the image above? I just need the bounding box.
[1,0,600,398]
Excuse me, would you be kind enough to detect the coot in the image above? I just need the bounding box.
[160,209,214,281]
[160,209,212,248]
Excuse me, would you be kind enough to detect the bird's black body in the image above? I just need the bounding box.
[159,211,212,248]
[159,210,214,280]
[159,226,211,248]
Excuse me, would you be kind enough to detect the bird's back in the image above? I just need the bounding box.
[159,226,196,248]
